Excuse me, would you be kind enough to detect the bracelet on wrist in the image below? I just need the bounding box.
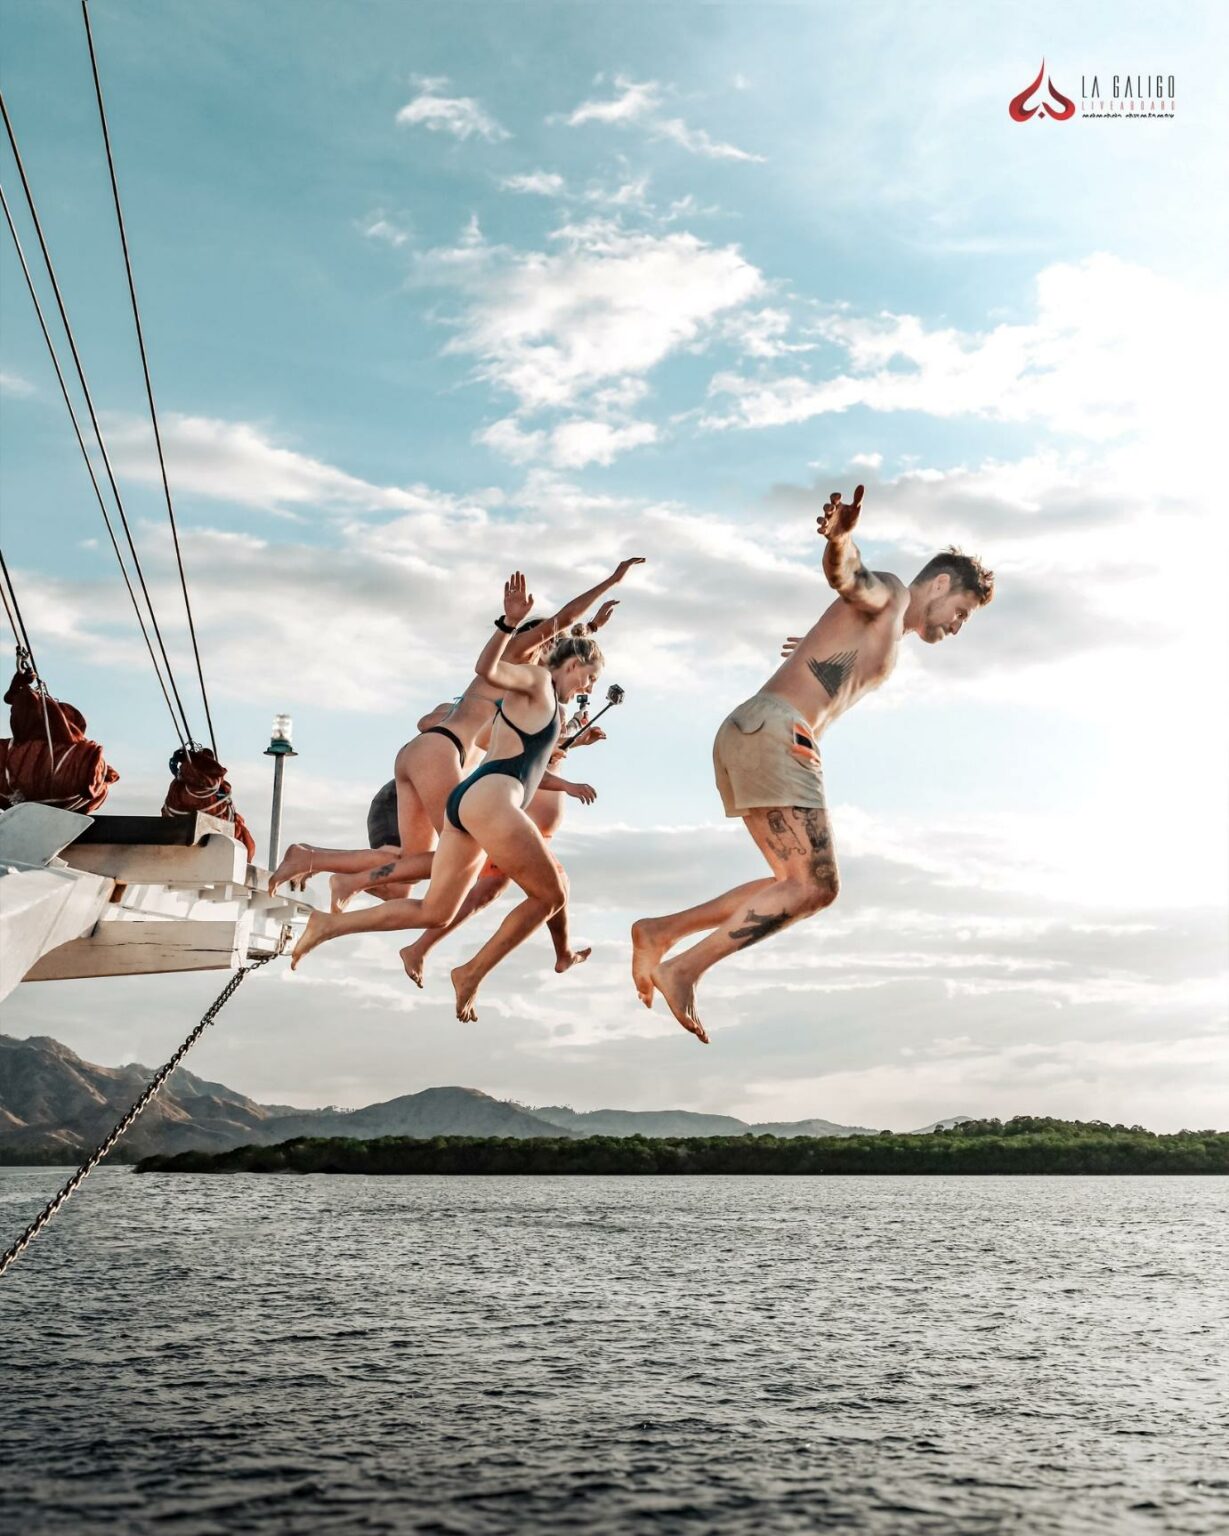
[494,615,515,633]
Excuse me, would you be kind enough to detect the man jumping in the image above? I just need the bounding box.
[631,485,994,1043]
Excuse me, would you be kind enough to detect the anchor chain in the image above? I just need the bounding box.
[1,932,289,1278]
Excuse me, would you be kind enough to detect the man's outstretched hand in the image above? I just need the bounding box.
[613,557,647,581]
[817,485,864,542]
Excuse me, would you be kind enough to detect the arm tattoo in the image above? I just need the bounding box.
[807,649,857,698]
[729,907,792,949]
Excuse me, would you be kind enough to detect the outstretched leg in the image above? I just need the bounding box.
[270,841,403,896]
[644,807,840,1044]
[631,878,773,1006]
[547,903,590,973]
[329,851,434,912]
[446,802,566,1021]
[290,827,485,969]
[400,872,509,987]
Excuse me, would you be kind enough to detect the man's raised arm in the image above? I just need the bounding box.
[817,486,898,615]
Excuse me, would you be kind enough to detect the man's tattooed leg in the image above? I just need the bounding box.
[729,907,792,948]
[766,808,805,855]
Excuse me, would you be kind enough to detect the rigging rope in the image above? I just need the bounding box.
[0,90,197,749]
[0,933,289,1279]
[0,183,187,747]
[81,1,217,756]
[0,545,38,671]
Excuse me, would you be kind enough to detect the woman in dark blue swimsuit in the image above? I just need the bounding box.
[291,573,604,1021]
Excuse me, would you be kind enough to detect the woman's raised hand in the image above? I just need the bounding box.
[503,571,534,625]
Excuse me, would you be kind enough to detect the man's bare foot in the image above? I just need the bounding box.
[290,910,337,970]
[401,943,427,988]
[554,946,591,974]
[631,917,670,1008]
[269,843,314,896]
[650,958,709,1044]
[451,962,481,1022]
[329,873,361,914]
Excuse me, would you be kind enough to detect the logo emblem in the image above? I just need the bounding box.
[1009,61,1076,121]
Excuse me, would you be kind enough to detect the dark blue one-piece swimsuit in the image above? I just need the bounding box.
[445,690,560,833]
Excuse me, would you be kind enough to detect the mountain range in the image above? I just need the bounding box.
[0,1034,887,1159]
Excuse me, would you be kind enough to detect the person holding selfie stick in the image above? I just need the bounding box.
[289,574,605,1022]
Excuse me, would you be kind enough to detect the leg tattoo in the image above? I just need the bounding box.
[728,907,792,949]
[767,809,806,855]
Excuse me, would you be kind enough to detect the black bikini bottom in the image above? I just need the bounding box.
[422,725,465,765]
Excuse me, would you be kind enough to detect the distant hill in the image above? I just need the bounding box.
[258,1089,575,1144]
[531,1106,878,1138]
[0,1033,875,1161]
[0,1033,296,1160]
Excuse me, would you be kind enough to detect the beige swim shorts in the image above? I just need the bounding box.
[712,693,825,818]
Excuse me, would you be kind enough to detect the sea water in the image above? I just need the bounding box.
[1,1170,1225,1534]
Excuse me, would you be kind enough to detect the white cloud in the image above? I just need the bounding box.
[480,392,659,471]
[652,116,765,163]
[396,77,509,142]
[585,172,651,209]
[500,171,567,197]
[105,412,491,519]
[736,1033,1229,1134]
[724,306,815,359]
[0,370,35,397]
[476,416,547,464]
[566,75,662,126]
[358,211,410,247]
[548,417,658,469]
[427,218,763,413]
[704,257,1225,466]
[563,74,763,162]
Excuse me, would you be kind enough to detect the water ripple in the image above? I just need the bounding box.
[1,1171,1226,1534]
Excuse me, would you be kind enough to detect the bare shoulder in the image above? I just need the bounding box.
[874,571,910,610]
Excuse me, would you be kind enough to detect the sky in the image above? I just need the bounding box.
[0,0,1225,1131]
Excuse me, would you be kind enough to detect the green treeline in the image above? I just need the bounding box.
[135,1118,1229,1175]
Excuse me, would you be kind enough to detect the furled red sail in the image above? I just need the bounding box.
[162,745,256,860]
[0,668,119,813]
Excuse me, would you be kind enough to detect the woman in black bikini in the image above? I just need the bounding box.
[268,558,640,908]
[289,574,604,1022]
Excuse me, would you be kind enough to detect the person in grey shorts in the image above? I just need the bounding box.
[367,779,400,852]
[632,485,994,1044]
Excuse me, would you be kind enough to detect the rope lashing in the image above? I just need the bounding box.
[0,933,289,1278]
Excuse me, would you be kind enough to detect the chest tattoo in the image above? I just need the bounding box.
[807,649,857,698]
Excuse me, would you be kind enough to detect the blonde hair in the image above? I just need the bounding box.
[547,633,604,672]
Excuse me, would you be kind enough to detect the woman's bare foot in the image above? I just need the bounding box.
[451,961,481,1022]
[290,910,337,970]
[554,946,591,974]
[329,873,363,914]
[631,918,670,1007]
[401,942,428,988]
[650,957,709,1044]
[269,843,314,897]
